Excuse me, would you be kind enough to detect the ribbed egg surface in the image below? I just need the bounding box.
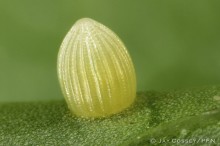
[57,18,136,118]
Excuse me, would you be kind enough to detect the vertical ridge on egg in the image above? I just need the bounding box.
[57,18,136,118]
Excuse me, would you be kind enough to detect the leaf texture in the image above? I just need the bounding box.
[0,86,220,145]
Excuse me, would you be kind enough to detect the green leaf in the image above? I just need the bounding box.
[1,86,220,145]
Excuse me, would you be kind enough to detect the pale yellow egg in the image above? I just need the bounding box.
[57,18,136,118]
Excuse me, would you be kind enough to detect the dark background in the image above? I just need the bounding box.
[1,0,220,101]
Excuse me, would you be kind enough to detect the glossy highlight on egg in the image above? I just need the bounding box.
[57,18,136,118]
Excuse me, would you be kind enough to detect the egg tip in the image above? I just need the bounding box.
[74,18,97,26]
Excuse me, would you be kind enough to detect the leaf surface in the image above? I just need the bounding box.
[0,86,220,145]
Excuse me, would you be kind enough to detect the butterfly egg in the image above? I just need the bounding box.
[57,18,136,118]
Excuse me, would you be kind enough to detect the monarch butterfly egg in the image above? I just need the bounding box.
[57,18,136,118]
